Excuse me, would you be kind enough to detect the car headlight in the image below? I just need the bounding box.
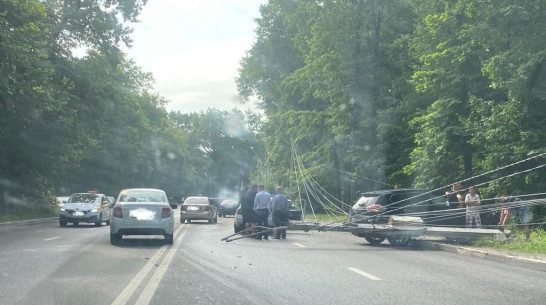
[60,208,65,212]
[91,209,98,213]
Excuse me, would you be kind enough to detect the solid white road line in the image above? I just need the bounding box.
[134,225,189,305]
[44,237,60,241]
[111,224,185,305]
[293,242,306,248]
[348,267,382,281]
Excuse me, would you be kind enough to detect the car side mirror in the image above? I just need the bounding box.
[170,203,177,209]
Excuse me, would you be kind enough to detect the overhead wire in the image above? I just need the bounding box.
[353,153,546,219]
[291,139,318,222]
[374,162,546,219]
[353,161,546,222]
[288,138,546,228]
[292,141,348,217]
[318,164,393,188]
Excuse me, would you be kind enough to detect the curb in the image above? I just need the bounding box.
[0,217,58,226]
[419,241,546,272]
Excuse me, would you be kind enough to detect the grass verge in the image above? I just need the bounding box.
[471,229,546,254]
[0,205,58,223]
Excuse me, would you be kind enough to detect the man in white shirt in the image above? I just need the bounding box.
[465,187,481,228]
[254,185,271,240]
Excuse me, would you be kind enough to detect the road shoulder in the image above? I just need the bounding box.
[419,241,546,272]
[0,217,58,226]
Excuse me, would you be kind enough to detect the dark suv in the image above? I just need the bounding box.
[348,188,476,245]
[349,189,436,245]
[349,189,434,224]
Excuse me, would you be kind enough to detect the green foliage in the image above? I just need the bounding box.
[2,0,545,222]
[472,229,546,255]
[238,0,546,221]
[170,109,263,197]
[0,0,195,217]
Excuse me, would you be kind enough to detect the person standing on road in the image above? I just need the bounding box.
[465,187,481,228]
[242,184,258,235]
[445,183,464,209]
[498,196,530,240]
[271,186,289,239]
[239,183,249,228]
[253,184,271,240]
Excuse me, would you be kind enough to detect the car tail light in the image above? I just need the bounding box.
[161,207,171,218]
[113,206,122,218]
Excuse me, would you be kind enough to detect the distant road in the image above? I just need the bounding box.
[1,212,544,305]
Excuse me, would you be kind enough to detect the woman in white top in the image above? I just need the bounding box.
[465,187,481,228]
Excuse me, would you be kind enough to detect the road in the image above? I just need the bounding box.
[1,211,544,305]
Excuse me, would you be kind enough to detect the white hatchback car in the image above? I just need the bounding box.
[110,188,176,245]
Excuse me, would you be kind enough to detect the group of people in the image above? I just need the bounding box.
[445,183,531,240]
[239,183,290,240]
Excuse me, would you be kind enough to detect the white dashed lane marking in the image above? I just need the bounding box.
[348,267,382,281]
[44,237,60,241]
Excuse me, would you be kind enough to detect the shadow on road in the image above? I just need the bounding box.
[112,237,168,248]
[58,223,108,229]
[358,241,443,251]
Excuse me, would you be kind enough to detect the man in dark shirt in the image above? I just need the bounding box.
[445,183,464,209]
[242,184,258,234]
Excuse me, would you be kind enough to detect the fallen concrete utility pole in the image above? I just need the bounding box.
[222,216,509,246]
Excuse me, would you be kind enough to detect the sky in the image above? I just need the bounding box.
[125,0,266,114]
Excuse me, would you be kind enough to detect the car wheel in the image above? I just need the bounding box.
[164,234,174,245]
[110,233,122,245]
[60,220,67,227]
[364,235,386,245]
[95,217,102,227]
[187,219,191,223]
[180,218,185,224]
[387,235,410,247]
[105,218,110,226]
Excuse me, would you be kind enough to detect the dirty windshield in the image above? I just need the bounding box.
[1,1,545,305]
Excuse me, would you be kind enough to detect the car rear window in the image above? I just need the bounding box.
[355,196,380,207]
[119,191,166,203]
[184,197,209,205]
[221,200,237,206]
[68,194,100,204]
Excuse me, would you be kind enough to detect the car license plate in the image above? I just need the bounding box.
[187,206,199,211]
[73,211,84,217]
[129,208,155,220]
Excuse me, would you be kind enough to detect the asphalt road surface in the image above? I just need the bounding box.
[1,211,545,305]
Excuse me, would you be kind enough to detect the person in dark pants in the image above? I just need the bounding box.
[253,184,271,240]
[272,186,289,239]
[242,184,258,235]
[498,196,531,240]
